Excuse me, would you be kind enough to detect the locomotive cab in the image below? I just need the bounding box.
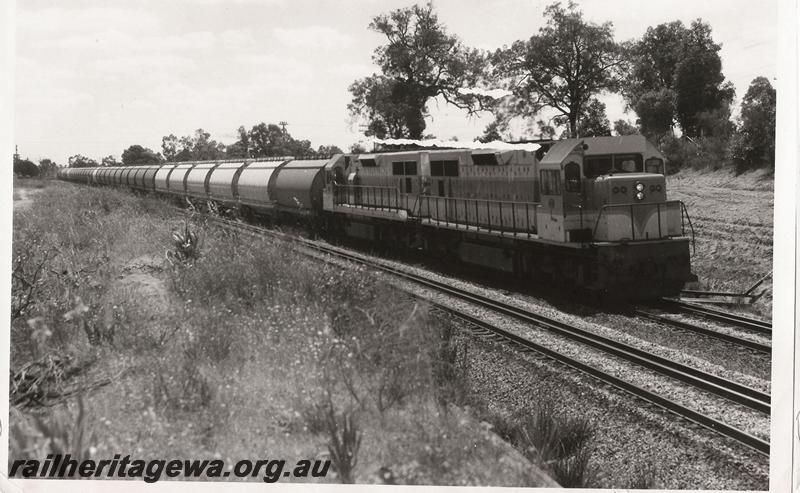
[537,135,687,244]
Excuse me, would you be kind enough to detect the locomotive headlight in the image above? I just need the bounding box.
[636,191,645,200]
[635,182,645,192]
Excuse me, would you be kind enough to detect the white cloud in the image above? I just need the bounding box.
[41,29,218,54]
[16,88,93,109]
[233,54,315,80]
[53,29,136,52]
[91,54,197,74]
[457,87,511,99]
[17,6,159,34]
[327,63,376,78]
[16,57,80,81]
[219,30,255,47]
[273,26,354,49]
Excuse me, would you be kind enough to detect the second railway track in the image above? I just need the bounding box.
[633,308,771,354]
[659,298,772,335]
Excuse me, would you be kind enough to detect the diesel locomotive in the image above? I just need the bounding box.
[58,135,695,299]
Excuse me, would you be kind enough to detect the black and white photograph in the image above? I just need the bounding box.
[2,0,797,491]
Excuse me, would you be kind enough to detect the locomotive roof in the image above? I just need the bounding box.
[372,138,541,152]
[540,135,663,166]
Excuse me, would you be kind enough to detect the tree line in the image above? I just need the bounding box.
[62,123,344,169]
[348,1,775,172]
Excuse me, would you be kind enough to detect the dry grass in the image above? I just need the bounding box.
[9,181,553,486]
[668,168,774,318]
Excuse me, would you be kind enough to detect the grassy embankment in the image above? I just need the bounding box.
[667,168,774,318]
[10,180,580,486]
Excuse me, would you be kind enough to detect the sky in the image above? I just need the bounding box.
[12,0,778,164]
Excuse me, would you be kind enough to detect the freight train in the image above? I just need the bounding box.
[58,135,695,299]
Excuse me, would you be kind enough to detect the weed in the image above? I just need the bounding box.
[627,461,658,489]
[315,394,361,484]
[10,394,97,461]
[514,401,596,487]
[151,347,213,413]
[11,243,57,320]
[429,320,469,408]
[166,219,203,265]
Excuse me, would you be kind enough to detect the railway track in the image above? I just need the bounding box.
[203,214,770,456]
[633,308,771,354]
[659,298,772,335]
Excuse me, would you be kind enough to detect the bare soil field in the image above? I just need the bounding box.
[667,168,774,318]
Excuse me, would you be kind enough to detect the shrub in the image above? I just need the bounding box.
[306,394,361,484]
[479,400,596,488]
[515,402,596,487]
[11,238,56,321]
[166,220,203,265]
[10,394,96,461]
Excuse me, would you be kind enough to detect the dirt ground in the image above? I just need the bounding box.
[667,168,774,318]
[13,185,37,210]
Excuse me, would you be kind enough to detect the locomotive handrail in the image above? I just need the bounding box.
[679,201,696,255]
[331,184,540,237]
[419,194,539,237]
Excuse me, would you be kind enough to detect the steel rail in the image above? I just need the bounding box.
[441,309,770,457]
[660,299,772,335]
[633,309,771,354]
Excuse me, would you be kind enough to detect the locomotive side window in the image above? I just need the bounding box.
[360,158,377,167]
[564,162,581,193]
[584,156,612,178]
[472,154,498,166]
[540,169,561,195]
[392,161,417,175]
[431,160,459,177]
[645,158,664,174]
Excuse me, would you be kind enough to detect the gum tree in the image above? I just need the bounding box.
[492,1,624,138]
[348,4,489,139]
